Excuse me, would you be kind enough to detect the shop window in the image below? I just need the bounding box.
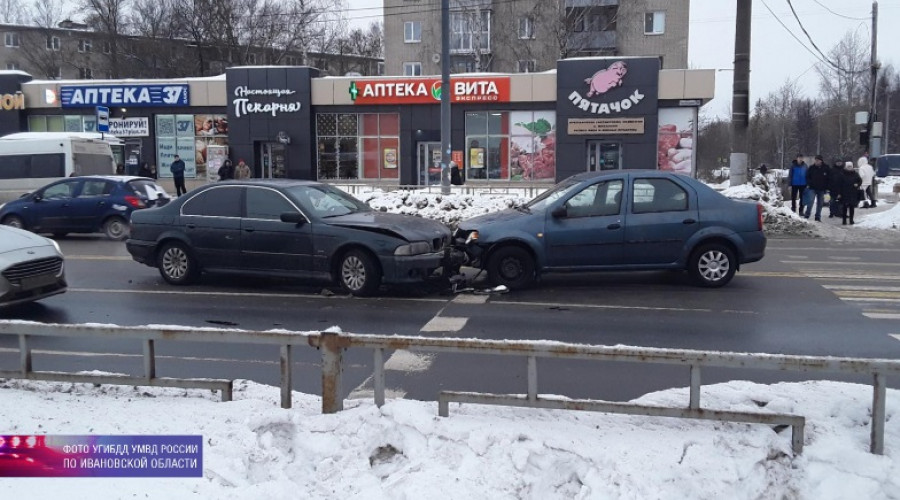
[644,11,665,35]
[465,111,556,182]
[404,21,421,43]
[403,62,422,76]
[316,113,400,181]
[64,115,83,132]
[5,32,19,47]
[28,116,47,132]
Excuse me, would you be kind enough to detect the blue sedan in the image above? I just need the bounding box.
[456,170,766,288]
[0,176,170,240]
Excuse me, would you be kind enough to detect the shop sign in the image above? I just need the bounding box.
[567,61,646,115]
[60,84,189,108]
[348,77,510,105]
[0,92,25,110]
[231,86,302,118]
[109,117,150,137]
[567,118,645,135]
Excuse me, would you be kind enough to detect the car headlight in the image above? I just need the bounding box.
[49,238,62,255]
[394,241,432,256]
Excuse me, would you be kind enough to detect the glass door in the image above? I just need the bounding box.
[587,141,621,171]
[418,142,442,186]
[261,143,287,178]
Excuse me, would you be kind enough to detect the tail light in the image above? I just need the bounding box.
[757,204,764,231]
[124,195,146,209]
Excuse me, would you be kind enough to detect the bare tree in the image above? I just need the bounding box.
[16,0,75,79]
[0,0,26,24]
[815,30,869,108]
[82,0,130,78]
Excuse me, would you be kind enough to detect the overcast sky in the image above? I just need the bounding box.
[349,0,899,119]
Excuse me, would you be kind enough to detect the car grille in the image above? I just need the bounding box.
[2,257,64,284]
[432,236,449,252]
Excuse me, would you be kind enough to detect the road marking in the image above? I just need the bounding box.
[866,313,900,319]
[835,291,900,299]
[453,294,489,304]
[786,255,809,259]
[825,285,900,292]
[782,261,900,267]
[69,287,448,303]
[890,334,900,342]
[740,271,806,278]
[66,255,133,261]
[797,272,900,280]
[828,256,862,261]
[488,299,741,314]
[420,316,468,332]
[840,297,900,303]
[383,350,433,372]
[767,246,896,252]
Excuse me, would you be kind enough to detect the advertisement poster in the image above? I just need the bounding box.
[469,147,485,169]
[156,138,177,178]
[194,115,228,137]
[156,115,176,137]
[206,145,230,182]
[383,148,397,169]
[657,108,695,176]
[509,111,556,180]
[175,114,194,137]
[176,137,197,178]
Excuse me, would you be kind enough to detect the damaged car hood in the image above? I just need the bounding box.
[325,212,450,242]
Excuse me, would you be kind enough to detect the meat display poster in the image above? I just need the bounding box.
[657,108,696,176]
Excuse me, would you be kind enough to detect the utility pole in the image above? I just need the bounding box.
[868,1,880,157]
[730,0,752,186]
[440,0,451,195]
[886,91,891,154]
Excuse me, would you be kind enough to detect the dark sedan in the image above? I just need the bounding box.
[0,176,170,240]
[126,180,452,296]
[456,170,766,289]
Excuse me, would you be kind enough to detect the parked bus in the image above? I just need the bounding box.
[0,132,120,200]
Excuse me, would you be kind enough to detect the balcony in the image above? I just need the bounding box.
[566,0,617,7]
[566,30,616,52]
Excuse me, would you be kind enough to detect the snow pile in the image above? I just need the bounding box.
[0,378,897,499]
[355,187,528,227]
[716,175,818,237]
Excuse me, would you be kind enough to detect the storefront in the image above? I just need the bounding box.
[13,57,713,185]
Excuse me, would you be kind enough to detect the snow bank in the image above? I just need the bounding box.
[0,379,897,499]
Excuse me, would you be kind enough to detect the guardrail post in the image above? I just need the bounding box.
[871,373,886,455]
[143,339,155,380]
[18,334,31,375]
[792,419,805,455]
[320,332,344,414]
[374,348,385,408]
[281,345,292,409]
[221,380,233,403]
[527,356,537,403]
[689,365,701,409]
[438,393,449,417]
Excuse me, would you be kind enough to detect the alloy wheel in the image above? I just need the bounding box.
[697,250,730,282]
[341,255,366,291]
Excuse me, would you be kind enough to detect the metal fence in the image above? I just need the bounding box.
[331,183,549,199]
[0,322,897,455]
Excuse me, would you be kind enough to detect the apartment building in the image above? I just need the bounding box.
[384,0,689,75]
[0,21,382,81]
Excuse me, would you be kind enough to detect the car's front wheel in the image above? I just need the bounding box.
[487,246,535,290]
[338,249,381,296]
[2,215,24,229]
[689,243,736,288]
[103,217,129,241]
[157,242,199,285]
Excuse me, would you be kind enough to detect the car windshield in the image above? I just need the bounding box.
[525,178,583,211]
[286,185,371,218]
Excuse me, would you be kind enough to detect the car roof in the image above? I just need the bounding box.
[73,175,153,182]
[569,170,693,182]
[213,179,323,188]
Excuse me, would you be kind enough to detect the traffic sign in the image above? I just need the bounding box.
[96,106,110,133]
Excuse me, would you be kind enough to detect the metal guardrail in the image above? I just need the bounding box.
[0,322,897,455]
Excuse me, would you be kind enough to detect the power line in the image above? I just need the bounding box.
[810,0,869,21]
[784,0,868,76]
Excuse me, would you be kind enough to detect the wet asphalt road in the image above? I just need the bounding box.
[2,231,900,404]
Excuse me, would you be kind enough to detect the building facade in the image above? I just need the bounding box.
[0,21,381,82]
[383,0,690,76]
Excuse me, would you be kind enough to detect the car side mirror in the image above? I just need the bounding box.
[551,206,567,218]
[280,212,307,225]
[31,194,42,202]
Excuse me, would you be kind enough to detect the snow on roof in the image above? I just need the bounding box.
[0,132,124,145]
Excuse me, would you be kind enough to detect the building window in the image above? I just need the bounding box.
[46,36,60,51]
[315,113,400,181]
[403,62,422,76]
[450,11,490,53]
[644,11,665,34]
[47,66,61,79]
[5,32,19,47]
[451,59,477,73]
[518,17,534,39]
[79,67,93,79]
[377,61,385,75]
[6,62,19,70]
[517,60,535,73]
[78,39,92,53]
[404,21,421,43]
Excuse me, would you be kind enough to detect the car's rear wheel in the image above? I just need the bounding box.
[689,243,736,288]
[157,241,199,285]
[338,249,381,296]
[103,217,129,241]
[2,215,24,229]
[487,246,535,290]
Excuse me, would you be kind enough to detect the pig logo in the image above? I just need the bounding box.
[584,61,627,97]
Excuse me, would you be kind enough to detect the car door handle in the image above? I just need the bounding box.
[186,223,196,229]
[244,228,255,232]
[683,219,697,224]
[607,223,621,230]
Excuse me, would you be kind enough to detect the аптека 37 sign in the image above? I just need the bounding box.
[60,85,190,108]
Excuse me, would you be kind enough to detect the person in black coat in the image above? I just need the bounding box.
[803,155,829,221]
[837,161,863,225]
[137,162,153,178]
[827,159,844,218]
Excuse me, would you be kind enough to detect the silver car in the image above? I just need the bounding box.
[0,226,67,307]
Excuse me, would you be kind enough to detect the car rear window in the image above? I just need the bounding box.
[127,179,168,198]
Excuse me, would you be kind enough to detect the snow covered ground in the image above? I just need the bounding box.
[0,378,896,499]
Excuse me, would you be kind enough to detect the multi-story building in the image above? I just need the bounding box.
[384,0,689,75]
[0,20,382,81]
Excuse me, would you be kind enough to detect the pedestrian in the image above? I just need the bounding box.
[759,164,768,177]
[837,161,862,225]
[218,159,234,181]
[803,155,829,221]
[170,154,186,196]
[788,153,808,214]
[137,162,152,178]
[827,159,843,218]
[858,155,876,208]
[450,161,463,185]
[234,159,252,180]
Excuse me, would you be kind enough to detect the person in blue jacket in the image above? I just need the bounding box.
[788,153,808,214]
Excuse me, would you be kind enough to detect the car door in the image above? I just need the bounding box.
[624,176,700,265]
[179,186,243,270]
[543,178,625,268]
[240,187,313,274]
[30,179,82,232]
[66,178,115,231]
